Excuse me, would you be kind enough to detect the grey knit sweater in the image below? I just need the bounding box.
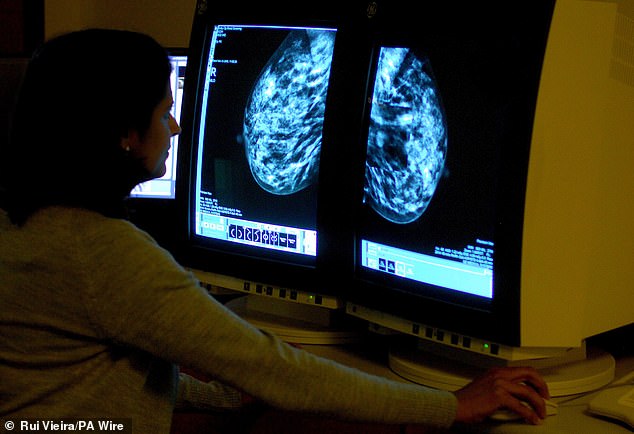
[0,207,457,433]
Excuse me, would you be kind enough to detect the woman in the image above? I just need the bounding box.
[0,29,549,433]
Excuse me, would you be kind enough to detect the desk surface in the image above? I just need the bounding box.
[301,343,634,434]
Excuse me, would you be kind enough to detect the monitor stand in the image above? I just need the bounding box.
[226,296,362,345]
[192,268,362,345]
[388,339,615,397]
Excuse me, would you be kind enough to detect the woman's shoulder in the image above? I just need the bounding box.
[32,206,153,240]
[44,206,187,280]
[12,206,161,263]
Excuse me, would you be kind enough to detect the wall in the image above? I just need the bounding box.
[44,0,197,48]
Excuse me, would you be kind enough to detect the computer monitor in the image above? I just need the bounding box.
[130,52,187,199]
[346,0,633,396]
[175,3,367,343]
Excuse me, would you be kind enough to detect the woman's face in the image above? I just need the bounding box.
[127,83,181,179]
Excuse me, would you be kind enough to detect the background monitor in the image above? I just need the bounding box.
[175,3,368,343]
[346,0,633,396]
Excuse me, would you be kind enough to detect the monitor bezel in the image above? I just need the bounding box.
[347,1,555,346]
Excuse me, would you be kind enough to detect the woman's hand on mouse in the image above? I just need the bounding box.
[453,366,550,425]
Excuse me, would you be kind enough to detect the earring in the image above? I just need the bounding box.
[124,146,131,152]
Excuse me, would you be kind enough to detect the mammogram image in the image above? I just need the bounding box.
[244,29,335,195]
[365,47,447,224]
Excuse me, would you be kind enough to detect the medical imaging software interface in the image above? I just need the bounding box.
[131,55,188,198]
[194,24,337,257]
[360,47,495,299]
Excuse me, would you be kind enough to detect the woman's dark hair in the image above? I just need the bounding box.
[2,29,171,225]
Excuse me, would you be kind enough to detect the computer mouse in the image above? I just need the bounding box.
[489,398,558,422]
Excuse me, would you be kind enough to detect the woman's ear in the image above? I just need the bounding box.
[120,130,140,153]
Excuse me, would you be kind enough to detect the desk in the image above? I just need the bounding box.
[171,343,634,434]
[303,344,634,434]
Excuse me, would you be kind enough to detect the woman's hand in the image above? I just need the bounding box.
[453,366,550,425]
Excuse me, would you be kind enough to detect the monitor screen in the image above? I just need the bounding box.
[359,46,494,301]
[130,53,187,199]
[354,41,510,316]
[189,24,337,264]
